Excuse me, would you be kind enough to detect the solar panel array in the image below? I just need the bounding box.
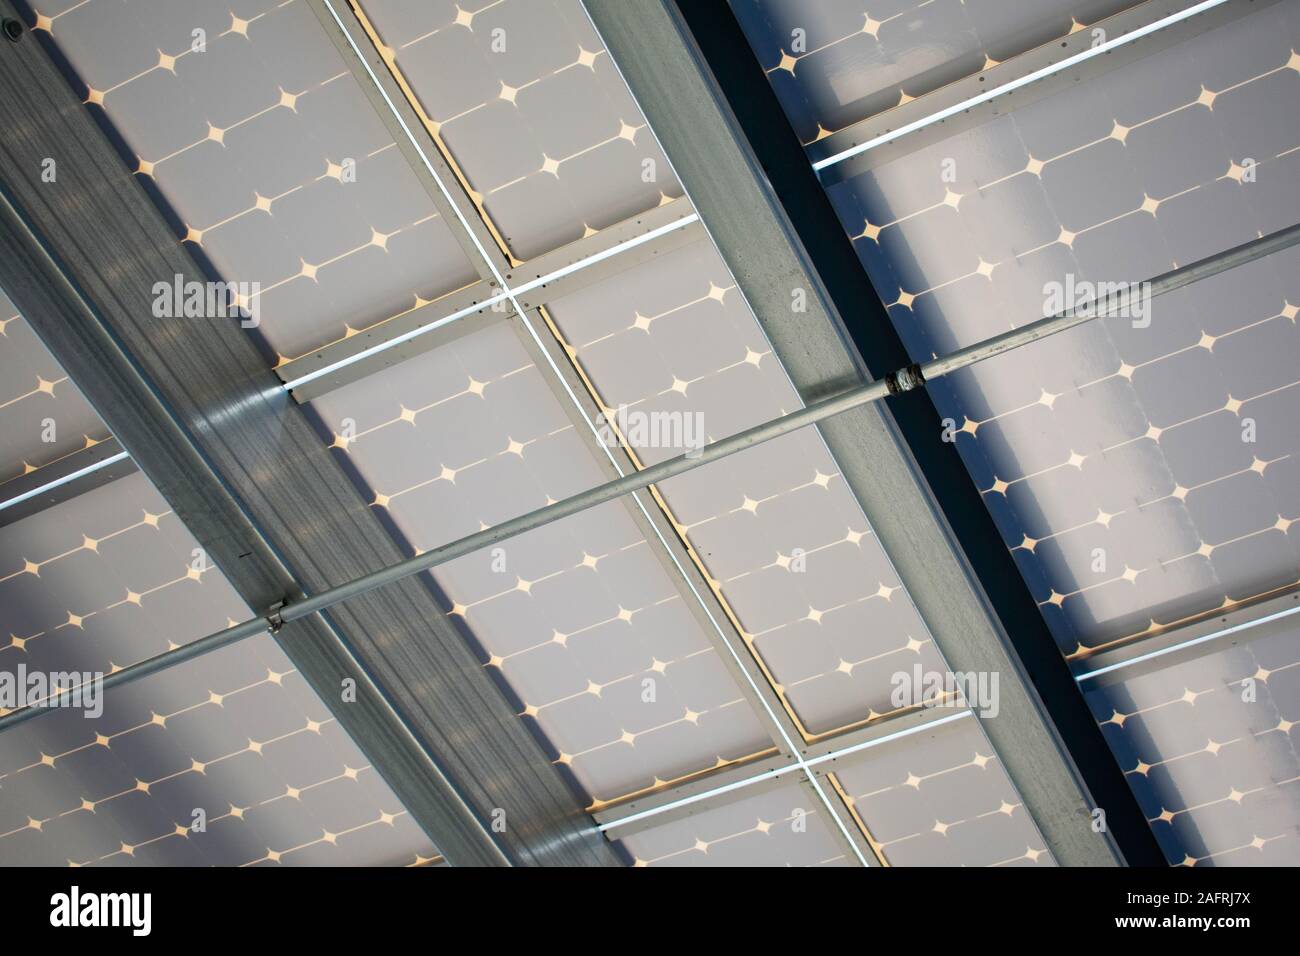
[307,320,773,805]
[0,634,437,867]
[13,0,1063,865]
[737,0,1300,864]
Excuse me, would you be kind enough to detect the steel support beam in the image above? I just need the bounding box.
[0,4,619,867]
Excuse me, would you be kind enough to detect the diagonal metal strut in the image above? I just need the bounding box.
[3,221,1297,733]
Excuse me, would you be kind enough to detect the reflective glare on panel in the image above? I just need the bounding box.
[739,0,1300,867]
[819,4,1300,658]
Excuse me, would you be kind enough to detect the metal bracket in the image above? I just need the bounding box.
[884,362,925,396]
[266,600,288,634]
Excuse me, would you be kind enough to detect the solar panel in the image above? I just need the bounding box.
[0,290,110,491]
[817,2,1300,657]
[307,319,774,805]
[1084,619,1300,865]
[731,0,1138,159]
[737,0,1300,866]
[33,0,481,363]
[352,0,683,261]
[6,0,1141,865]
[544,237,950,737]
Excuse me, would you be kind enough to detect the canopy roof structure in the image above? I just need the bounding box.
[0,0,1294,868]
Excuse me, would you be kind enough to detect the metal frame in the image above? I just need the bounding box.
[598,706,973,839]
[0,438,135,526]
[1075,590,1300,688]
[300,0,876,863]
[7,187,1290,846]
[279,199,702,401]
[4,0,1290,869]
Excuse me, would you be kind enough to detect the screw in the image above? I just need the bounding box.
[2,18,23,42]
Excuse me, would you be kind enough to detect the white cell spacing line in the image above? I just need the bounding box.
[2,220,1298,734]
[810,0,1234,173]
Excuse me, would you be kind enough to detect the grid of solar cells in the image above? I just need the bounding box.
[0,472,246,677]
[611,780,852,866]
[544,239,948,738]
[829,713,1055,866]
[817,3,1300,657]
[0,289,110,490]
[731,0,1137,160]
[13,0,1080,863]
[1084,623,1300,865]
[308,320,773,807]
[0,634,438,866]
[30,0,480,363]
[352,0,683,262]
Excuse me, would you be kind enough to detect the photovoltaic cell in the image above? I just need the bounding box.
[731,0,1137,160]
[308,320,773,806]
[544,238,948,737]
[353,0,684,261]
[31,0,480,362]
[0,289,110,491]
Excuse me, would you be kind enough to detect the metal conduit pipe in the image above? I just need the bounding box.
[3,221,1298,733]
